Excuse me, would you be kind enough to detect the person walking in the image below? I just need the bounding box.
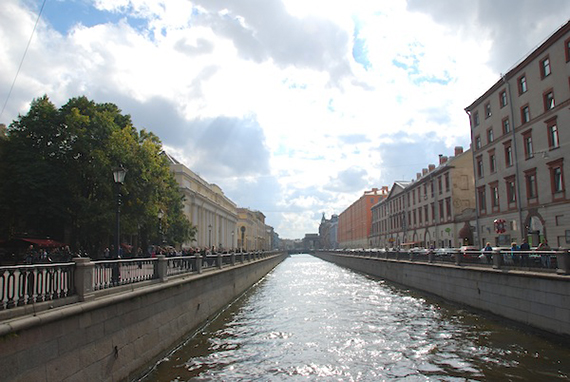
[537,240,552,268]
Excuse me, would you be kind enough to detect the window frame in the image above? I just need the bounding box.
[518,74,527,95]
[545,116,560,150]
[522,129,533,159]
[540,56,551,79]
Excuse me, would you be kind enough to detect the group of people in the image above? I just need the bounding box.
[482,239,553,268]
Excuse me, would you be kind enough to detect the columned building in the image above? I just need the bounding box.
[370,147,476,249]
[166,154,238,250]
[465,21,570,248]
[338,187,388,249]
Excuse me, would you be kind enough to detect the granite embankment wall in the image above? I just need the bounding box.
[0,253,287,382]
[315,252,570,338]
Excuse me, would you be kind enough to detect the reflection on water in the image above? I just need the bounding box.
[141,254,570,381]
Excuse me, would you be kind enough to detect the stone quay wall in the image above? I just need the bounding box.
[0,252,288,382]
[315,252,570,338]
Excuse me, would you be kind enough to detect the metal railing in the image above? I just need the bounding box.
[323,249,570,274]
[0,251,279,312]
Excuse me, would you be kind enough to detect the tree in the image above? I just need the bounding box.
[0,95,195,256]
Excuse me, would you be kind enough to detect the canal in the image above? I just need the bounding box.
[141,254,570,381]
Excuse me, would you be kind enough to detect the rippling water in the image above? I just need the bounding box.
[141,254,570,381]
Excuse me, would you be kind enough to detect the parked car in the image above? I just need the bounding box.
[434,248,456,257]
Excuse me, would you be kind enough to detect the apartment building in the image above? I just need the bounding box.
[465,21,570,248]
[370,147,476,249]
[166,153,238,249]
[338,187,388,248]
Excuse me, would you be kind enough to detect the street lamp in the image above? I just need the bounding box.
[157,209,164,245]
[113,165,127,259]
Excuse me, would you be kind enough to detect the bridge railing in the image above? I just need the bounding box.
[320,249,570,274]
[0,251,282,313]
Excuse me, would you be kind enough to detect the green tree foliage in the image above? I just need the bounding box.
[0,95,195,255]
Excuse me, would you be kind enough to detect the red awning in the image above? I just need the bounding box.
[20,238,67,248]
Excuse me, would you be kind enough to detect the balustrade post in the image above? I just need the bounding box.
[492,251,502,269]
[231,252,236,266]
[217,253,222,269]
[74,258,94,302]
[556,251,570,275]
[195,255,202,274]
[454,252,462,266]
[428,251,435,263]
[409,251,415,261]
[156,255,168,282]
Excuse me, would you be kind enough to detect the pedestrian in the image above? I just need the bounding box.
[510,242,519,265]
[537,240,552,268]
[520,239,531,266]
[482,242,493,264]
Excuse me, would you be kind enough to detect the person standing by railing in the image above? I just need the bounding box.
[537,240,552,268]
[520,239,530,267]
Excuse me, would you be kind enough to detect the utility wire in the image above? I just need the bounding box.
[0,0,48,122]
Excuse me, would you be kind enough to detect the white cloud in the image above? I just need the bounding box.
[1,0,569,238]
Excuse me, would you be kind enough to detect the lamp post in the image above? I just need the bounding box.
[232,231,235,251]
[157,209,164,245]
[113,166,127,259]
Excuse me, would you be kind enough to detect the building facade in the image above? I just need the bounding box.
[236,208,272,251]
[319,213,339,249]
[166,154,238,250]
[465,21,570,248]
[370,147,476,249]
[338,187,388,249]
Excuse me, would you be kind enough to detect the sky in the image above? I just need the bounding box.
[1,1,569,239]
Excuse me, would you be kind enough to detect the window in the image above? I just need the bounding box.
[475,135,481,150]
[489,151,496,173]
[487,128,494,143]
[504,141,513,167]
[485,102,492,118]
[502,117,511,135]
[521,105,530,124]
[438,176,442,195]
[418,208,422,224]
[522,130,533,159]
[490,182,499,209]
[505,175,517,205]
[546,117,560,149]
[548,158,565,197]
[499,90,508,108]
[540,56,551,78]
[445,173,450,192]
[473,111,480,127]
[543,90,555,111]
[445,197,451,219]
[439,201,444,221]
[477,186,486,214]
[566,37,570,62]
[476,156,484,178]
[424,205,429,224]
[525,168,538,200]
[431,203,435,222]
[518,75,527,94]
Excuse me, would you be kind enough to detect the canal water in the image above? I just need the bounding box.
[141,254,570,381]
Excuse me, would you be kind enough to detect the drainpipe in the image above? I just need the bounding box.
[464,109,481,247]
[504,75,525,240]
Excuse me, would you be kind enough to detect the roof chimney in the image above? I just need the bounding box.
[428,164,435,172]
[422,168,428,176]
[439,156,448,165]
[454,146,463,156]
[416,172,421,180]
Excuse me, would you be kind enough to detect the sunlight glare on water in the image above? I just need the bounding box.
[142,254,570,381]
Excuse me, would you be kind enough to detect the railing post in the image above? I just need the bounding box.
[156,255,168,282]
[492,251,502,269]
[556,251,570,275]
[231,252,236,266]
[74,258,94,302]
[428,251,435,263]
[195,255,202,274]
[409,251,415,261]
[454,251,462,266]
[217,253,222,269]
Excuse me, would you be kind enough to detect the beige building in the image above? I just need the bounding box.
[166,154,238,250]
[465,21,570,248]
[237,208,272,251]
[370,147,476,249]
